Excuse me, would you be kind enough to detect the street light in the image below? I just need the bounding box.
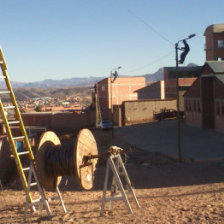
[110,66,122,137]
[175,34,196,162]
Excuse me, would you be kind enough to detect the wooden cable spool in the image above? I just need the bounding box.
[0,136,17,184]
[36,129,98,191]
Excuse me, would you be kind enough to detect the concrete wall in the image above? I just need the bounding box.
[122,99,176,126]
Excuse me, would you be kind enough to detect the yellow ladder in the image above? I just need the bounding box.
[95,84,102,126]
[0,47,51,217]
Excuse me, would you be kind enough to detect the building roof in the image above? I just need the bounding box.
[204,24,224,35]
[164,66,202,73]
[205,61,224,74]
[164,66,202,79]
[216,75,224,84]
[97,76,146,84]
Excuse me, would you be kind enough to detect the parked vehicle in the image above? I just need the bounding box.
[97,120,113,130]
[153,109,177,121]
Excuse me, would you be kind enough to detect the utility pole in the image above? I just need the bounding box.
[110,66,122,137]
[175,34,196,162]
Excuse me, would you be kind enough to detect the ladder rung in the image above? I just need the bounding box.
[8,120,20,125]
[18,151,29,156]
[3,106,15,109]
[18,151,30,156]
[13,136,25,141]
[31,198,41,204]
[0,91,10,94]
[22,167,30,172]
[30,182,37,187]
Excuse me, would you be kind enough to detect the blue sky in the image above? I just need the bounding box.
[0,0,224,82]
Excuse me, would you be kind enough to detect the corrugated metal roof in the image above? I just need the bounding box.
[206,61,224,73]
[216,74,224,84]
[164,66,202,72]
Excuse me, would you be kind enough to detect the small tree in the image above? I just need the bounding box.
[35,105,42,112]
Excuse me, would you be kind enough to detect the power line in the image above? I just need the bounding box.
[115,0,174,46]
[120,50,174,75]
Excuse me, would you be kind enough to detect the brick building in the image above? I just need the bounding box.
[136,80,165,100]
[96,77,146,109]
[204,24,224,61]
[163,66,202,111]
[184,61,224,132]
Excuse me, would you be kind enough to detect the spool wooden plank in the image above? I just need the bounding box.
[75,129,98,190]
[36,131,62,191]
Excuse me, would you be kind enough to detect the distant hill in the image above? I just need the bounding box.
[0,86,93,107]
[145,67,164,83]
[0,63,200,101]
[1,62,198,89]
[8,77,103,89]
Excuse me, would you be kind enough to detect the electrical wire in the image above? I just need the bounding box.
[120,50,174,75]
[115,0,174,46]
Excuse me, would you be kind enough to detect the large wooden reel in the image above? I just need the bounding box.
[36,129,98,191]
[36,131,61,191]
[75,129,98,190]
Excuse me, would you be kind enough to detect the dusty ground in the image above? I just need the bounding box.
[1,127,224,223]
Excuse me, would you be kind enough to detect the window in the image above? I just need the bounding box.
[102,86,105,91]
[218,40,224,48]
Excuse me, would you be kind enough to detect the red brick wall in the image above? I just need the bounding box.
[184,75,224,131]
[22,112,92,134]
[164,68,197,110]
[184,78,200,98]
[97,78,109,109]
[215,100,224,132]
[205,31,213,60]
[184,78,202,127]
[205,27,224,60]
[201,64,213,74]
[22,113,52,128]
[51,112,90,133]
[213,33,224,60]
[184,98,201,126]
[214,79,224,132]
[215,78,224,99]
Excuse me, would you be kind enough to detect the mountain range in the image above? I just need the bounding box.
[3,63,198,89]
